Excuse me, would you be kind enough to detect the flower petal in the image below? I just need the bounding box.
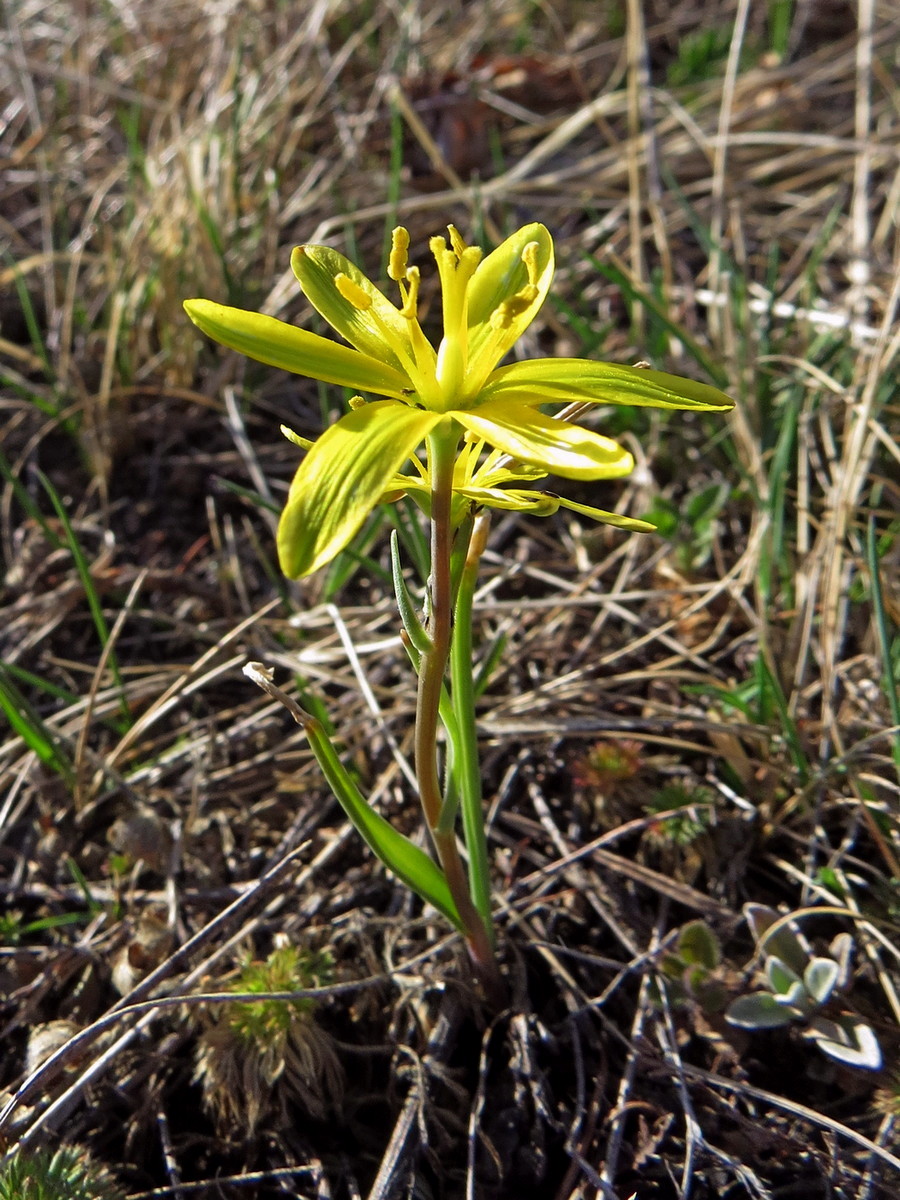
[452,399,634,480]
[481,359,735,411]
[292,245,434,380]
[549,494,658,531]
[184,300,408,397]
[475,460,547,488]
[456,485,552,514]
[278,401,444,577]
[464,223,554,391]
[456,486,655,531]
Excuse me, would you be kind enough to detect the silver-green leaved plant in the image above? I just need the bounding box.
[725,904,882,1070]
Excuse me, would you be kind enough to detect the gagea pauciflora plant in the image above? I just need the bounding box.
[186,223,733,1002]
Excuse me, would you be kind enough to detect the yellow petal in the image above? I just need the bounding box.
[277,401,444,577]
[549,494,657,531]
[280,424,314,451]
[452,399,633,480]
[481,358,734,411]
[474,459,546,488]
[455,485,556,514]
[292,245,435,382]
[184,300,408,397]
[463,224,554,393]
[455,486,655,531]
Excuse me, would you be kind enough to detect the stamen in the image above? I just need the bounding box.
[447,224,468,259]
[388,227,410,281]
[460,245,482,273]
[280,424,314,450]
[429,234,448,264]
[522,241,540,285]
[335,273,372,311]
[489,241,540,328]
[491,285,538,328]
[348,395,367,409]
[399,265,420,320]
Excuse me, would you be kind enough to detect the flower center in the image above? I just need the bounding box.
[430,227,482,408]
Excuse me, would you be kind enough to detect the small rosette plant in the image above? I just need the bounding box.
[726,904,882,1070]
[186,223,733,998]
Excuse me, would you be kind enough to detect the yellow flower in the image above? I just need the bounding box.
[185,225,732,576]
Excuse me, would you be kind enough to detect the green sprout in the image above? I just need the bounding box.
[193,942,342,1133]
[0,1146,124,1200]
[656,919,728,1017]
[645,782,713,848]
[186,223,733,1000]
[725,903,882,1071]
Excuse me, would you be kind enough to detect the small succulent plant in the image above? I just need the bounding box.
[725,904,882,1070]
[0,1145,124,1200]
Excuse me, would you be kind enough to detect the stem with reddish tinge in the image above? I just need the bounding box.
[416,427,502,1002]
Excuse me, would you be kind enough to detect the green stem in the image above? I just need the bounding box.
[450,511,494,942]
[416,429,501,1000]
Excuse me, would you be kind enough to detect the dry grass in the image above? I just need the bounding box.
[1,0,899,1196]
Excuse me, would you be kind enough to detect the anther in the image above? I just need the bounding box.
[522,241,540,285]
[492,285,538,328]
[388,228,410,282]
[447,225,467,259]
[335,273,372,310]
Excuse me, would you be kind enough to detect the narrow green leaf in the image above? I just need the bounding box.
[390,532,432,654]
[589,257,729,387]
[473,629,506,700]
[38,471,129,723]
[303,716,462,930]
[867,516,900,779]
[449,516,493,938]
[754,653,810,782]
[0,668,75,785]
